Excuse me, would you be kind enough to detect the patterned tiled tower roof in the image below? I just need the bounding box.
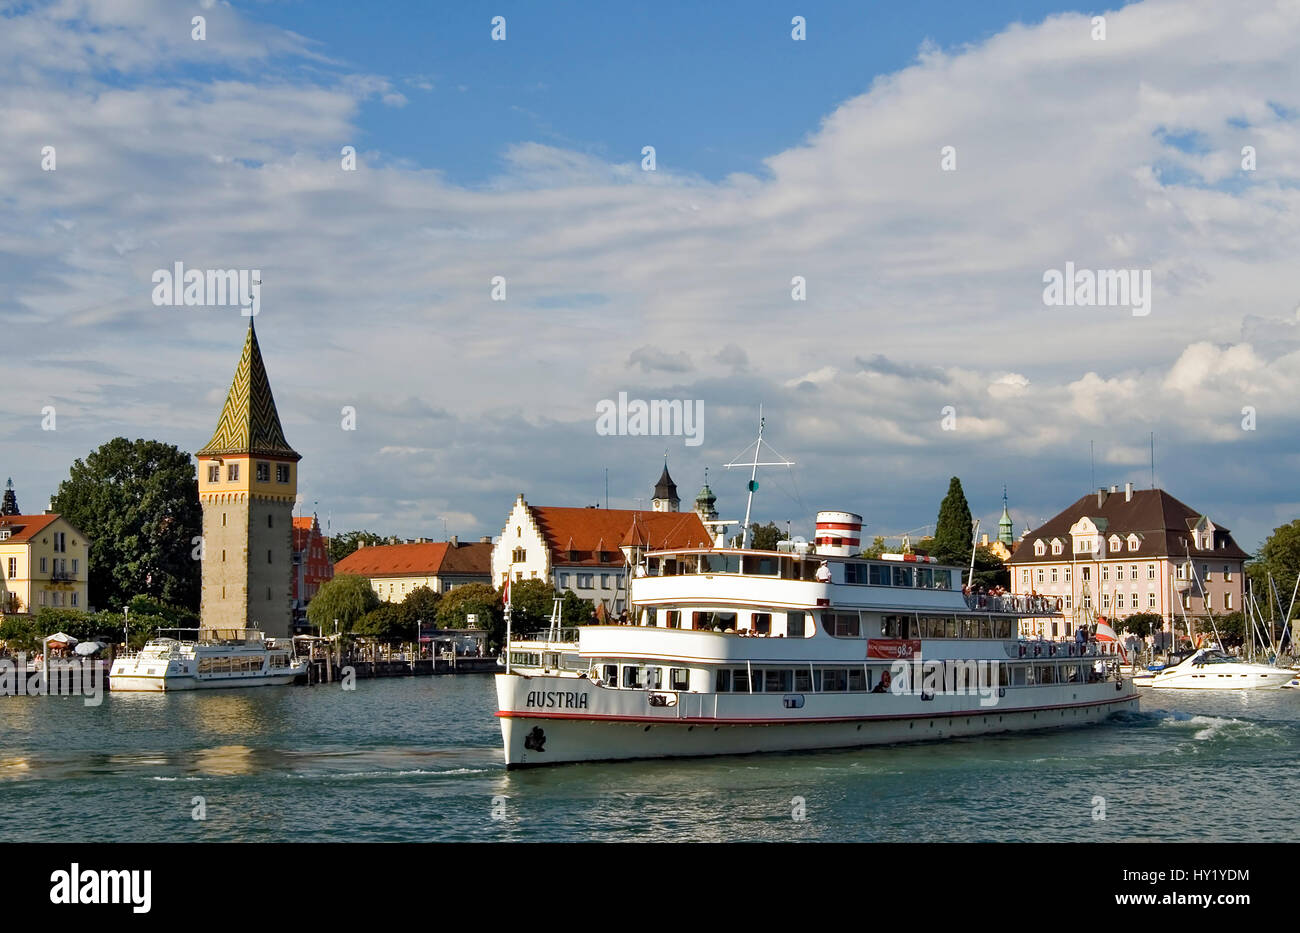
[197,321,300,461]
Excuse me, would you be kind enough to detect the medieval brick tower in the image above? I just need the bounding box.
[196,321,300,637]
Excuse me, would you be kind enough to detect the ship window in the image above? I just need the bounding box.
[752,613,772,635]
[665,610,681,629]
[670,668,689,691]
[603,664,619,687]
[622,666,643,689]
[715,669,730,692]
[847,668,866,692]
[1039,665,1057,685]
[794,668,812,692]
[821,668,847,691]
[786,611,806,638]
[643,607,657,627]
[892,566,914,587]
[733,669,750,692]
[765,669,792,692]
[647,667,662,689]
[868,564,891,586]
[916,567,933,588]
[933,569,952,590]
[821,612,861,638]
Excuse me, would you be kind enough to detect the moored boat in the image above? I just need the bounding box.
[109,628,307,692]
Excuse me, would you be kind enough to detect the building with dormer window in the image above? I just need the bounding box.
[1007,483,1249,643]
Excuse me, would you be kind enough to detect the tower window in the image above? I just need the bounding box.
[268,514,273,529]
[222,550,226,562]
[256,462,270,482]
[268,550,273,564]
[228,464,239,482]
[276,464,290,483]
[208,465,219,483]
[222,513,226,526]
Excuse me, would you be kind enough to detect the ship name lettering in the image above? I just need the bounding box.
[525,690,590,709]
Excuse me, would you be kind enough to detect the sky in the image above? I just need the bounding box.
[2,0,1299,555]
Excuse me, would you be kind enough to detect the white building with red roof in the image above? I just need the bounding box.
[334,537,493,603]
[0,508,91,615]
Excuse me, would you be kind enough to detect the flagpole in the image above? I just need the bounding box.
[504,565,512,673]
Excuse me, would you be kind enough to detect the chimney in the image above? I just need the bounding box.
[1125,482,1133,502]
[358,541,366,549]
[981,533,989,546]
[449,535,458,547]
[480,536,491,544]
[1097,488,1108,508]
[1110,484,1118,493]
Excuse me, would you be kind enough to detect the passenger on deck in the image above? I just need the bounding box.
[816,561,832,583]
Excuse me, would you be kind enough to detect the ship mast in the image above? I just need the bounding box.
[724,406,794,548]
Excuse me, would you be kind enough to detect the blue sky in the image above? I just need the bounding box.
[241,0,1077,186]
[2,0,1300,559]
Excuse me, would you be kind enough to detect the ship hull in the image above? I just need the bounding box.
[496,672,1139,769]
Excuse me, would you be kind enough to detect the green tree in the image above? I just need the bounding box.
[749,521,788,551]
[307,574,380,635]
[1213,611,1247,647]
[354,603,411,644]
[508,578,556,634]
[560,590,596,625]
[859,536,888,559]
[1118,612,1161,639]
[969,545,1008,590]
[1248,519,1300,623]
[932,477,974,567]
[398,585,441,629]
[327,530,389,565]
[50,437,202,612]
[437,582,502,630]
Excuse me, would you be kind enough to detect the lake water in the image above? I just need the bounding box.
[2,675,1296,842]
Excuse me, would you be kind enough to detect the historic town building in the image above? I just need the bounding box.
[196,321,300,638]
[333,537,492,602]
[291,514,334,630]
[1007,484,1249,641]
[492,469,713,617]
[0,508,91,615]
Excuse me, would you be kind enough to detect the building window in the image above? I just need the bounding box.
[1148,592,1156,609]
[1034,540,1045,556]
[577,574,594,589]
[1036,569,1044,585]
[512,547,526,563]
[1182,593,1191,609]
[256,462,270,482]
[1225,592,1233,610]
[228,464,239,482]
[1116,593,1124,610]
[268,514,273,528]
[1050,568,1058,583]
[1051,539,1062,555]
[40,557,47,573]
[1202,564,1210,582]
[7,558,14,578]
[208,465,219,483]
[601,574,611,588]
[1223,565,1232,581]
[1021,569,1029,585]
[72,559,78,574]
[1064,595,1072,610]
[276,464,290,483]
[71,593,78,607]
[1127,535,1139,551]
[1102,594,1110,609]
[1109,536,1121,553]
[1102,566,1109,581]
[1148,563,1156,580]
[558,573,569,588]
[1064,567,1072,583]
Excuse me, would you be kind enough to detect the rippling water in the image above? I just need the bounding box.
[2,677,1296,842]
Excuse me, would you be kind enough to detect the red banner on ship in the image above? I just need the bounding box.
[867,638,922,659]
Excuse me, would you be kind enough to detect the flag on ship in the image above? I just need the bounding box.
[1094,616,1127,662]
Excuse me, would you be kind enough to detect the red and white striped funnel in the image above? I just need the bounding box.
[814,511,862,557]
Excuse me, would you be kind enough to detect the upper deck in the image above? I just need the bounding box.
[634,547,1057,617]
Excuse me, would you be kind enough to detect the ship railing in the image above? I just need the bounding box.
[510,627,581,645]
[964,594,1062,615]
[1011,638,1125,660]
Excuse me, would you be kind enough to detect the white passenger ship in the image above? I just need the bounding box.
[110,628,307,692]
[496,511,1139,768]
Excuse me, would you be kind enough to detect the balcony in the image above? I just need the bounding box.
[49,569,74,583]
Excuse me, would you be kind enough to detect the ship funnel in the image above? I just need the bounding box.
[814,511,862,557]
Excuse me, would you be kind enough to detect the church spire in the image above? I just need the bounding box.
[1,478,18,516]
[197,320,300,461]
[998,485,1014,545]
[652,457,679,512]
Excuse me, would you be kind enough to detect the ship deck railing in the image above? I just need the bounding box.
[964,594,1062,615]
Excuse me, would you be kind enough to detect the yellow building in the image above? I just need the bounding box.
[0,513,91,615]
[195,321,300,638]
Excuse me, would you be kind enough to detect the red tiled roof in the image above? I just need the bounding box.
[292,516,317,551]
[334,541,492,578]
[0,513,64,542]
[530,507,711,567]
